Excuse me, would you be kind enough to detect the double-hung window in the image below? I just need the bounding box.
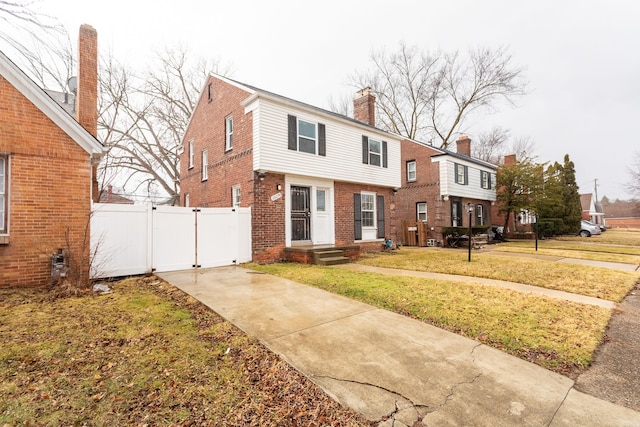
[298,120,316,154]
[225,115,233,151]
[481,171,491,189]
[362,136,387,167]
[361,193,375,228]
[0,156,7,234]
[201,149,208,181]
[417,202,427,222]
[407,160,416,182]
[287,115,326,156]
[454,163,468,185]
[232,185,241,207]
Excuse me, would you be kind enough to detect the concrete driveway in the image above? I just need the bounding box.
[158,266,640,426]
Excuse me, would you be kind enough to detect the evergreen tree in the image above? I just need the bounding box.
[560,154,582,233]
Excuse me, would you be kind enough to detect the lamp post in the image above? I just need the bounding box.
[534,212,538,251]
[467,203,474,262]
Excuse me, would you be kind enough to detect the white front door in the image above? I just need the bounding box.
[285,177,334,246]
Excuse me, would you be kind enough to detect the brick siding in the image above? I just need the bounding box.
[0,76,93,287]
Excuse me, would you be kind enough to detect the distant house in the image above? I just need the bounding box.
[179,77,401,263]
[602,200,640,228]
[580,193,605,227]
[396,135,498,244]
[99,185,135,205]
[0,25,105,287]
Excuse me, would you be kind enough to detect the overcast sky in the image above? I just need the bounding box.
[31,0,640,200]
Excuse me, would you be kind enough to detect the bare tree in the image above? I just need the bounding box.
[473,126,510,163]
[0,0,72,90]
[627,151,640,198]
[348,43,527,149]
[98,46,230,204]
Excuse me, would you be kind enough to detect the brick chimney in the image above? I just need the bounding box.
[76,24,99,202]
[76,24,98,138]
[456,135,471,157]
[504,154,517,166]
[353,87,376,126]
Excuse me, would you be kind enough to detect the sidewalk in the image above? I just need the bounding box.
[158,266,640,426]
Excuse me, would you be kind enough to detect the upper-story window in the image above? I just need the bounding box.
[454,163,468,185]
[225,115,233,151]
[361,136,387,168]
[188,140,194,169]
[407,160,416,182]
[207,83,213,102]
[201,149,208,181]
[0,155,7,234]
[287,114,326,156]
[480,171,492,189]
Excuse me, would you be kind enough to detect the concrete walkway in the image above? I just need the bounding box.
[335,264,616,309]
[158,266,640,426]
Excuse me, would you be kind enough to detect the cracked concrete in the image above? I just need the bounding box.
[159,266,640,426]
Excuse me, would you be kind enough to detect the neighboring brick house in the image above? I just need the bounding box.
[180,77,401,262]
[580,193,605,227]
[396,135,498,244]
[0,25,105,287]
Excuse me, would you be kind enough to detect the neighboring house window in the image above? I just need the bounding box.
[476,204,485,225]
[188,140,194,169]
[0,156,7,233]
[353,192,385,240]
[417,202,427,222]
[232,185,241,207]
[454,163,468,185]
[361,136,388,168]
[407,160,416,182]
[184,193,190,207]
[481,171,492,189]
[287,115,326,156]
[225,115,233,151]
[207,83,213,102]
[201,149,208,181]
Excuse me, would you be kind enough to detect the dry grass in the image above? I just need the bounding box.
[247,263,611,377]
[493,241,640,264]
[556,227,640,246]
[357,248,638,302]
[0,277,372,427]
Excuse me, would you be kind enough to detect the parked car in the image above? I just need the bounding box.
[579,220,602,237]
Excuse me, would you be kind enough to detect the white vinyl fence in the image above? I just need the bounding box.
[90,204,251,278]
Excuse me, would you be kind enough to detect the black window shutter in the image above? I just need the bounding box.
[376,195,385,238]
[354,193,362,240]
[287,115,297,151]
[382,141,388,168]
[318,123,326,156]
[362,136,369,164]
[489,173,493,189]
[464,166,469,185]
[454,163,459,183]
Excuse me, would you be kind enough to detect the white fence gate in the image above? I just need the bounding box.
[90,203,251,278]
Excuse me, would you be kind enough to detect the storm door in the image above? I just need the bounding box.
[451,199,462,227]
[291,186,311,241]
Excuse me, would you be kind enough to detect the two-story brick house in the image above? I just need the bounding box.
[180,77,401,262]
[396,135,497,244]
[0,25,105,287]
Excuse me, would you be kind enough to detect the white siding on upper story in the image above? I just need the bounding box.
[433,156,497,201]
[245,97,401,188]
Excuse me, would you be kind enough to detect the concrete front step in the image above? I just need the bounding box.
[316,256,350,266]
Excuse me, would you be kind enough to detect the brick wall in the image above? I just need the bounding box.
[252,172,286,262]
[334,181,396,249]
[180,77,254,209]
[0,76,93,287]
[395,140,445,242]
